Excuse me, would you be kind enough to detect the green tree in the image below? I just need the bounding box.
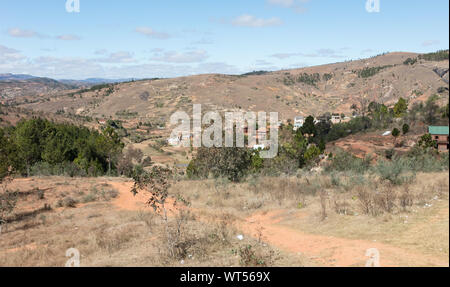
[402,123,410,135]
[99,126,124,175]
[423,95,440,125]
[393,98,408,118]
[188,147,252,182]
[304,145,321,163]
[301,116,316,136]
[13,118,47,176]
[418,134,437,149]
[392,128,400,144]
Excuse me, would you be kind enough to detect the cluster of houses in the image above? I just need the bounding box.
[293,113,350,131]
[164,115,450,153]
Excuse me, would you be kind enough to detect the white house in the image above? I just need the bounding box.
[253,144,266,150]
[293,116,305,131]
[331,113,341,124]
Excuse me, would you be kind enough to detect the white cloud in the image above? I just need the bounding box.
[267,0,295,7]
[361,49,374,54]
[56,34,81,41]
[232,14,283,27]
[151,50,208,63]
[96,51,135,63]
[94,49,108,55]
[8,27,41,38]
[135,27,171,39]
[271,53,300,59]
[271,48,345,59]
[0,44,25,64]
[254,59,273,66]
[422,40,440,47]
[267,0,310,13]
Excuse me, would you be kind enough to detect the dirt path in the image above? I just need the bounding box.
[242,210,448,267]
[107,180,449,267]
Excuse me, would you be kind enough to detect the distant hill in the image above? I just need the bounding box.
[6,50,450,123]
[0,73,37,81]
[59,78,136,87]
[0,74,137,98]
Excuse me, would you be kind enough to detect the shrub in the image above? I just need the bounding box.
[187,147,252,182]
[63,197,78,208]
[238,244,274,267]
[325,150,371,173]
[402,123,410,135]
[374,157,415,185]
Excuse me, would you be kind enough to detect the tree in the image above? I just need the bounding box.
[188,147,252,182]
[402,123,410,135]
[14,118,47,176]
[100,127,124,175]
[443,103,449,119]
[423,95,439,125]
[301,116,316,136]
[358,97,369,118]
[0,130,16,232]
[392,128,400,144]
[418,133,437,149]
[304,145,321,163]
[117,147,144,177]
[131,165,182,258]
[393,98,408,118]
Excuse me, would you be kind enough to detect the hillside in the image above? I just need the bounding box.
[9,51,448,126]
[0,75,77,99]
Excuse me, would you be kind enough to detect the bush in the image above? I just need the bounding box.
[373,157,415,185]
[63,197,78,208]
[402,123,410,135]
[187,147,253,182]
[238,244,274,267]
[325,150,371,173]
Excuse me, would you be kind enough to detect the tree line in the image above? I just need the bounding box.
[0,118,124,178]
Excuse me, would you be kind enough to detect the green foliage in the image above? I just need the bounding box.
[1,118,124,177]
[403,58,417,65]
[437,86,448,94]
[392,128,400,138]
[374,157,415,185]
[301,116,316,136]
[297,73,321,87]
[240,71,269,76]
[356,65,393,78]
[424,95,440,125]
[418,50,449,61]
[322,73,333,81]
[368,102,391,128]
[393,98,408,118]
[325,150,371,173]
[304,145,321,162]
[405,147,448,173]
[402,123,410,135]
[187,147,253,182]
[418,133,437,149]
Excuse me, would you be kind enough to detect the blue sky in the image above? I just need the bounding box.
[0,0,448,79]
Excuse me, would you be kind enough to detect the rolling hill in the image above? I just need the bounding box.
[5,51,449,124]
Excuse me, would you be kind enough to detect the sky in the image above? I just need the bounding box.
[0,0,448,80]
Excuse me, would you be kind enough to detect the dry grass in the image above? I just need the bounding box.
[0,171,448,266]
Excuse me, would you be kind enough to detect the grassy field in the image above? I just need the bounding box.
[0,170,448,267]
